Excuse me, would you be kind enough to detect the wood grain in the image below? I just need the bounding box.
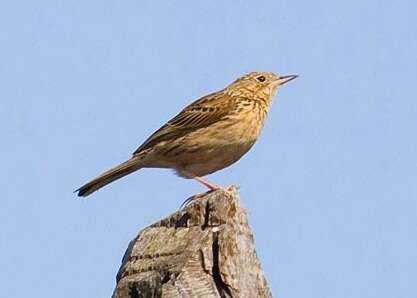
[112,187,272,298]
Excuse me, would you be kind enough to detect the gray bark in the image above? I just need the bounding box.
[112,187,272,298]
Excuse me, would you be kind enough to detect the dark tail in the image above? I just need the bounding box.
[76,157,144,197]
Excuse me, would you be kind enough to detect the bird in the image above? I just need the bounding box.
[76,71,297,197]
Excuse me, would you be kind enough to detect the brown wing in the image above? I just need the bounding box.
[133,91,236,155]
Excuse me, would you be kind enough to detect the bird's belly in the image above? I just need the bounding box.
[177,140,254,176]
[176,119,261,176]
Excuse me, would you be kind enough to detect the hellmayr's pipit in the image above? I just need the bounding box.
[76,72,297,197]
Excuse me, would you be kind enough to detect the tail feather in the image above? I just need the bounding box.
[76,157,144,197]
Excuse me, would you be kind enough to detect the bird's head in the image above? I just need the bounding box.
[227,71,297,102]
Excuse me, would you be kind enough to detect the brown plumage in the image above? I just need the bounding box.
[76,71,297,197]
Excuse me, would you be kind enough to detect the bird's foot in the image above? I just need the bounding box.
[179,185,238,209]
[180,192,208,209]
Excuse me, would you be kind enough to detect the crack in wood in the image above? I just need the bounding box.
[212,231,233,298]
[128,251,181,262]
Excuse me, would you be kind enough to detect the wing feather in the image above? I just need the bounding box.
[133,91,237,155]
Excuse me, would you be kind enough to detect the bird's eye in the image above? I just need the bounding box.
[257,75,266,82]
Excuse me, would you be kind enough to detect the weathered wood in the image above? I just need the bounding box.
[112,187,272,298]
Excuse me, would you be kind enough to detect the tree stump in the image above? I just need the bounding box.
[112,187,272,298]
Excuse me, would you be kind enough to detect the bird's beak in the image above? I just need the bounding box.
[277,74,298,85]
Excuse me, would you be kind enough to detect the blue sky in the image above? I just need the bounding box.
[1,1,416,297]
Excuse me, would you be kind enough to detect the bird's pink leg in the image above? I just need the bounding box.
[178,170,238,208]
[192,176,220,190]
[179,170,220,190]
